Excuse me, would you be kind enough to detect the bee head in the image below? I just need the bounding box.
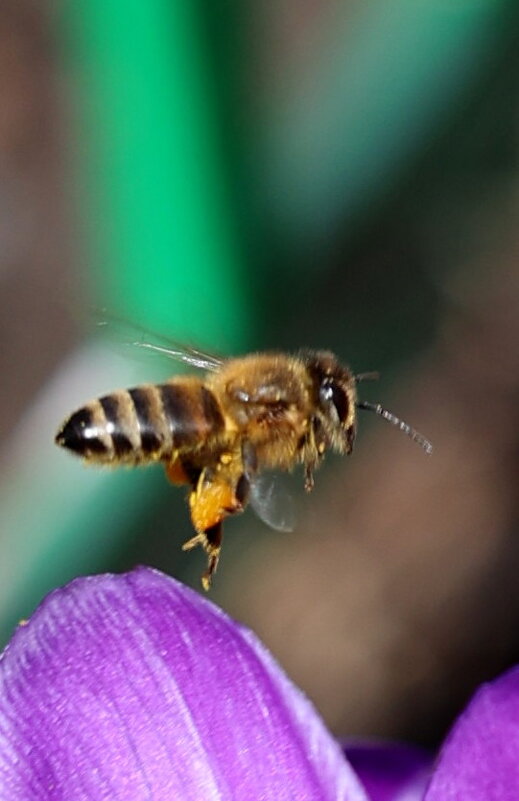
[302,350,433,456]
[301,350,357,454]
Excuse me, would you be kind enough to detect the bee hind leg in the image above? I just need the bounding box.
[182,532,206,551]
[201,522,223,591]
[182,523,222,591]
[184,464,245,590]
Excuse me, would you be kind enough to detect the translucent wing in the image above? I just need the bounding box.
[249,472,296,533]
[95,311,225,372]
[131,340,224,372]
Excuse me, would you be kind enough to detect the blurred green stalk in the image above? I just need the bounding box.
[62,0,249,345]
[0,1,250,643]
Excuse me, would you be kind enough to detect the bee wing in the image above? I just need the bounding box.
[95,311,225,372]
[131,340,224,371]
[249,472,296,533]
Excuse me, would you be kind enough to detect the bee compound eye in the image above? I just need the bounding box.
[320,380,349,425]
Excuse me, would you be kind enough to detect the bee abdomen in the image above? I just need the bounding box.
[56,381,226,465]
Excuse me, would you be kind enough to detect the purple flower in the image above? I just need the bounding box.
[423,666,519,800]
[345,742,431,801]
[0,568,367,801]
[0,568,517,801]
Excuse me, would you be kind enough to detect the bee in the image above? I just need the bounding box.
[55,341,432,589]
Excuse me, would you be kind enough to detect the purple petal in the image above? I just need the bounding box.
[424,665,519,800]
[345,742,431,801]
[0,568,368,801]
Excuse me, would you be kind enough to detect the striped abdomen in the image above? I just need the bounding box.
[55,380,225,465]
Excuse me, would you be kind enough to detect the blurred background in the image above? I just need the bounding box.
[1,0,519,750]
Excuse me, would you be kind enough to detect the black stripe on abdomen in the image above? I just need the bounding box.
[99,394,134,457]
[129,387,164,455]
[159,383,224,449]
[159,384,198,448]
[200,385,225,432]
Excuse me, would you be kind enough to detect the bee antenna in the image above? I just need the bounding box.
[356,401,433,454]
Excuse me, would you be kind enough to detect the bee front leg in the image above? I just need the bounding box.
[302,417,327,492]
[304,464,315,492]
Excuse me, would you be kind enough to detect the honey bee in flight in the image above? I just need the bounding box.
[55,341,432,590]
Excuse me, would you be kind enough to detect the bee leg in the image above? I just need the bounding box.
[182,532,206,551]
[345,423,356,454]
[302,419,325,492]
[165,456,191,485]
[184,466,244,589]
[188,469,243,532]
[181,524,223,591]
[304,464,315,492]
[200,522,223,591]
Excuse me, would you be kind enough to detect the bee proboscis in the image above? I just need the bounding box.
[55,342,432,589]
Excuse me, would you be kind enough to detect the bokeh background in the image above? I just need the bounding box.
[1,0,519,750]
